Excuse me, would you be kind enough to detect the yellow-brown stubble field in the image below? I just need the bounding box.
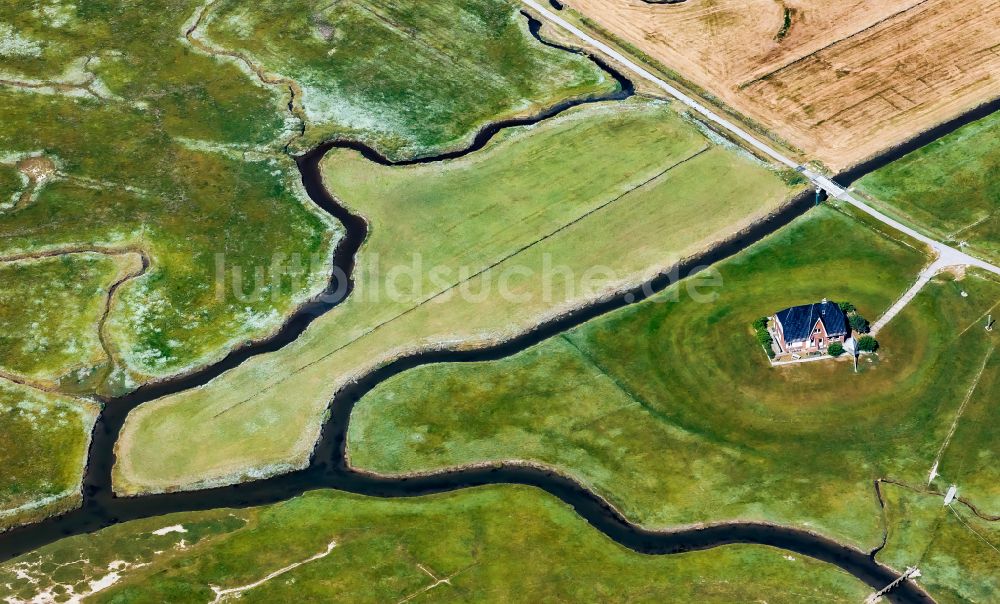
[563,0,1000,171]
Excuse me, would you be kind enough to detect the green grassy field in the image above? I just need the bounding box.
[878,483,1000,603]
[0,486,871,602]
[114,98,802,494]
[202,0,615,158]
[0,381,99,531]
[348,205,1000,550]
[857,110,1000,264]
[0,253,140,388]
[0,0,607,396]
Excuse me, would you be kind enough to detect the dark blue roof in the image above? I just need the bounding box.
[775,300,848,342]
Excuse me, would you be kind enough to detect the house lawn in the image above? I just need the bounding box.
[114,98,803,495]
[1,486,870,602]
[348,204,1000,552]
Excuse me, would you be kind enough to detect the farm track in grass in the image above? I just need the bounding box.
[877,482,1000,603]
[0,247,149,392]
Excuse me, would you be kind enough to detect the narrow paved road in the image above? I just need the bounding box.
[522,0,1000,280]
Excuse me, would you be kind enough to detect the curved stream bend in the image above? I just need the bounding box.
[0,16,974,602]
[0,180,927,602]
[0,213,932,601]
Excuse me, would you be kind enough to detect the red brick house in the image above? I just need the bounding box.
[772,299,849,354]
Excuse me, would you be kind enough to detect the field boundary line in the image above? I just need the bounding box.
[957,296,1000,337]
[738,0,935,87]
[946,211,997,241]
[929,343,994,474]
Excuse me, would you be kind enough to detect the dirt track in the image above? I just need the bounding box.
[563,0,1000,170]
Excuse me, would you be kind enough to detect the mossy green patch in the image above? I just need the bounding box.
[0,381,99,531]
[204,0,615,158]
[0,109,336,392]
[349,205,1000,550]
[1,487,870,602]
[0,253,135,387]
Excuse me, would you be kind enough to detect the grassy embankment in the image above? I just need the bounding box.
[0,381,99,531]
[115,98,803,494]
[349,204,1000,551]
[0,0,608,394]
[1,486,871,602]
[0,253,140,387]
[203,0,616,158]
[878,483,1000,603]
[857,110,1000,265]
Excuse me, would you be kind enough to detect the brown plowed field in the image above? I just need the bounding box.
[564,0,1000,170]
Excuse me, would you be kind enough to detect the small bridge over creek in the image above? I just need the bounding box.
[864,567,921,604]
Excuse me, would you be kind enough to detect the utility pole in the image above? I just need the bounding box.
[987,314,994,332]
